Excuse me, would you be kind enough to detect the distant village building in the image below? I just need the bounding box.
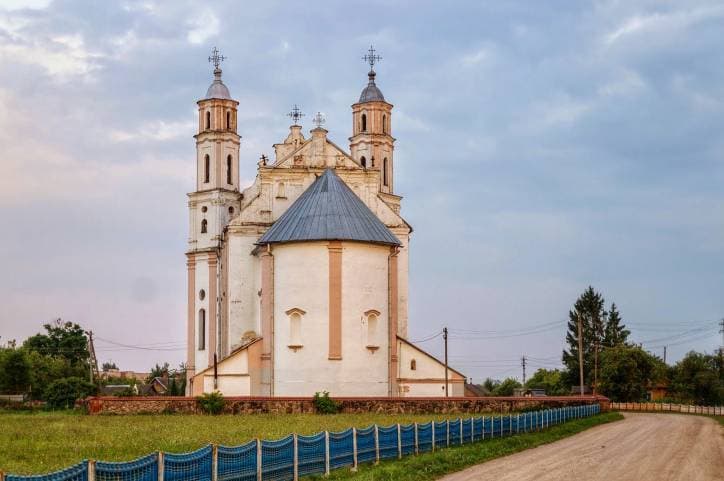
[186,48,465,397]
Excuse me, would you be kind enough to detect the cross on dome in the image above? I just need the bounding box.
[208,47,226,70]
[287,104,305,125]
[362,45,382,71]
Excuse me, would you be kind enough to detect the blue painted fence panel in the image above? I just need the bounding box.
[297,433,325,477]
[163,446,212,481]
[260,436,294,481]
[96,454,158,481]
[377,426,398,460]
[483,417,493,437]
[449,419,461,445]
[400,425,415,456]
[217,442,257,481]
[328,429,353,470]
[416,422,433,453]
[473,417,483,439]
[7,461,89,481]
[462,418,473,443]
[434,421,448,448]
[355,426,376,464]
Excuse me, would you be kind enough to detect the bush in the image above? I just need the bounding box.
[197,391,225,414]
[313,391,340,414]
[44,377,97,409]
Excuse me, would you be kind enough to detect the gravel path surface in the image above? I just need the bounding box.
[440,413,724,481]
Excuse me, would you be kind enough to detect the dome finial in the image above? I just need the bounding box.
[358,45,385,103]
[362,45,382,73]
[204,46,231,100]
[208,46,226,71]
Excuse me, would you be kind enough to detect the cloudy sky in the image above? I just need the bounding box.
[1,0,722,380]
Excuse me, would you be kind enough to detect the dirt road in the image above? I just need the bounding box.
[440,413,724,481]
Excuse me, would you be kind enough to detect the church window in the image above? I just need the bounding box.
[201,206,208,213]
[382,115,387,134]
[204,155,210,183]
[198,309,206,350]
[205,111,211,130]
[285,308,305,349]
[276,182,286,199]
[360,156,366,168]
[228,206,234,215]
[410,359,417,371]
[199,289,206,301]
[383,158,389,186]
[201,219,208,233]
[361,113,367,132]
[365,310,380,348]
[226,111,231,129]
[226,155,232,185]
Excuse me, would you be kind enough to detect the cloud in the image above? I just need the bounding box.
[187,8,219,44]
[110,119,196,142]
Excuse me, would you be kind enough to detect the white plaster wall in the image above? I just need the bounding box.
[194,258,210,373]
[272,242,390,396]
[227,234,261,350]
[398,341,464,397]
[203,374,250,395]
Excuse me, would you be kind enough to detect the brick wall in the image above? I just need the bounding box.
[86,395,607,415]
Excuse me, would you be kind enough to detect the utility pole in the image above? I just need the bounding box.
[443,327,449,397]
[521,355,527,385]
[86,330,99,384]
[576,310,585,396]
[663,346,667,365]
[719,319,724,359]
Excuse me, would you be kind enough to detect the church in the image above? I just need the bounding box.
[186,48,465,397]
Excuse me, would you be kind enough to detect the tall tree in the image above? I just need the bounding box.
[670,351,724,405]
[23,319,89,367]
[598,345,661,402]
[524,368,568,395]
[0,349,31,393]
[562,286,607,389]
[603,303,630,347]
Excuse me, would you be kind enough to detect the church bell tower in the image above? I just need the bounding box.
[349,46,396,194]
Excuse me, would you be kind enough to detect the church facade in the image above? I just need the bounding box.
[186,50,465,397]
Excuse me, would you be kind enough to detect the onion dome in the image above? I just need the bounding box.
[205,68,231,100]
[359,70,385,103]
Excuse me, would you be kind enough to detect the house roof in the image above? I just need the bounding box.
[257,169,401,246]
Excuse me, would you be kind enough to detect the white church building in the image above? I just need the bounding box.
[186,48,465,397]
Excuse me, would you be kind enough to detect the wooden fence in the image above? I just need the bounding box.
[610,402,723,415]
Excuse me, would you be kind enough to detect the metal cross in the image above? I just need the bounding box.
[362,45,382,70]
[312,111,326,128]
[287,104,304,125]
[208,47,226,69]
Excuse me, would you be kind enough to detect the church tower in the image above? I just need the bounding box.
[186,48,241,391]
[349,46,396,194]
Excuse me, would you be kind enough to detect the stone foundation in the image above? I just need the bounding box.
[86,396,607,415]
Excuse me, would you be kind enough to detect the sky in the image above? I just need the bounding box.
[0,0,722,381]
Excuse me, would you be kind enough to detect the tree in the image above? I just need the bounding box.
[23,319,89,367]
[598,345,661,402]
[562,286,606,389]
[0,349,31,393]
[147,362,170,382]
[44,377,97,409]
[102,361,118,371]
[603,303,630,347]
[482,378,500,394]
[524,368,568,395]
[492,377,522,396]
[670,351,724,405]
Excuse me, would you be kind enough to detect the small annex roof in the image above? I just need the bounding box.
[257,169,401,246]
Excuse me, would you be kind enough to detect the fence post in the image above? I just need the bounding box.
[446,420,450,447]
[256,439,261,481]
[482,416,485,440]
[88,460,96,481]
[0,469,5,481]
[352,427,358,470]
[212,445,218,481]
[293,435,298,481]
[459,419,463,445]
[374,425,380,464]
[158,452,164,481]
[324,431,330,475]
[517,414,520,434]
[414,423,419,455]
[431,421,436,452]
[500,415,504,437]
[470,417,474,443]
[397,424,402,459]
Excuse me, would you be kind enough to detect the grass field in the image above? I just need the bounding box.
[1,411,453,475]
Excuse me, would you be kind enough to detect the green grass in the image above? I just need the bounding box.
[0,411,452,475]
[312,412,624,481]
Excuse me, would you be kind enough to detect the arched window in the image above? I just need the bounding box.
[361,113,367,132]
[204,155,210,183]
[365,310,380,347]
[198,309,206,350]
[201,219,207,233]
[205,111,211,130]
[226,155,232,185]
[226,111,231,129]
[276,182,286,199]
[383,158,389,186]
[382,114,387,134]
[286,308,306,349]
[360,156,367,168]
[410,359,417,371]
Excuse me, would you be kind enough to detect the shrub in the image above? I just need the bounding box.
[44,377,96,409]
[197,391,225,414]
[313,391,340,414]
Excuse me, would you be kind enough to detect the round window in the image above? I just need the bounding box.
[199,289,206,300]
[201,206,208,213]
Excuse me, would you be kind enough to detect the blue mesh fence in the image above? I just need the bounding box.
[7,461,89,481]
[328,429,353,470]
[355,426,376,464]
[400,425,415,456]
[483,416,493,438]
[296,433,325,477]
[217,441,257,481]
[502,415,511,436]
[260,435,294,481]
[434,421,448,448]
[449,419,461,445]
[473,417,483,439]
[163,446,212,481]
[416,422,433,452]
[462,418,473,443]
[377,425,398,460]
[96,454,158,481]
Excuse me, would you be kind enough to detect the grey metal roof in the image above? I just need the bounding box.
[205,68,232,100]
[257,169,400,246]
[359,70,385,103]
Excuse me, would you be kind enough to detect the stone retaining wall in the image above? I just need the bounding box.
[86,395,608,415]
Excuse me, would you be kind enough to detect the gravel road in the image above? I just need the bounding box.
[440,413,724,481]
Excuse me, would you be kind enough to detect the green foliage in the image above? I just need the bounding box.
[598,345,661,402]
[147,363,170,383]
[313,391,340,414]
[670,351,723,405]
[197,391,225,415]
[101,362,118,371]
[492,378,522,396]
[23,320,89,367]
[524,368,568,395]
[604,303,630,347]
[482,378,499,394]
[0,349,31,393]
[44,377,97,409]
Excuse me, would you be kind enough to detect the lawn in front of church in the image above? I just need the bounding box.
[0,410,446,475]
